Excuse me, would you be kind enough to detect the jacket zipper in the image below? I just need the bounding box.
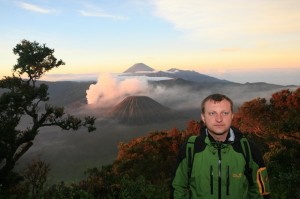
[216,144,231,198]
[217,145,221,199]
[226,165,230,195]
[210,165,213,195]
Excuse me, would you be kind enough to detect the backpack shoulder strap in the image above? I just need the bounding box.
[186,135,197,179]
[240,137,254,185]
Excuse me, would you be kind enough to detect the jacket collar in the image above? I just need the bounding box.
[199,126,243,144]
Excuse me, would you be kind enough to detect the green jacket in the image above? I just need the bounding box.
[171,127,270,199]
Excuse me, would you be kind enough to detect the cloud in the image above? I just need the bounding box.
[149,0,300,46]
[78,10,127,20]
[203,67,300,86]
[17,2,57,14]
[40,73,98,82]
[78,3,128,20]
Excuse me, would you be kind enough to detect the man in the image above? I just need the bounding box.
[171,93,270,199]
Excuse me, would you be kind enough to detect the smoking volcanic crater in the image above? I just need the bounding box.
[109,95,179,125]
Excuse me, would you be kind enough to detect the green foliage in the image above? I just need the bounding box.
[232,97,271,134]
[233,87,300,136]
[61,123,201,199]
[43,182,94,199]
[233,87,300,198]
[264,140,300,199]
[76,166,117,198]
[269,88,300,133]
[108,174,169,199]
[13,40,65,80]
[114,127,198,183]
[76,166,169,199]
[0,39,96,188]
[23,159,50,198]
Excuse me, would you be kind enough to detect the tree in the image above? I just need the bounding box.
[232,88,300,197]
[233,88,300,136]
[264,139,300,198]
[269,88,300,134]
[232,97,270,135]
[23,159,50,198]
[0,39,96,186]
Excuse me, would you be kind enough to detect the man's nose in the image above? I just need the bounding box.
[215,114,223,122]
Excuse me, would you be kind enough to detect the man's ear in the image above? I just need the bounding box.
[201,114,205,124]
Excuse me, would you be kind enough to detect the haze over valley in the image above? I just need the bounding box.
[15,63,298,183]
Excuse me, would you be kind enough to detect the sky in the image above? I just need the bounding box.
[1,0,300,86]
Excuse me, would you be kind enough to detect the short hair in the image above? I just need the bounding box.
[201,93,233,113]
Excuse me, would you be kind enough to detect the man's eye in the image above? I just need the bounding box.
[222,112,229,116]
[208,112,216,116]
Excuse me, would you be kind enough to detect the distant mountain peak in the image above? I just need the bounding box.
[167,68,195,73]
[167,68,180,73]
[123,63,155,73]
[121,64,229,84]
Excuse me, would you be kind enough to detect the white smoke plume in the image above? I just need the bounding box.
[85,73,208,111]
[86,73,149,108]
[85,73,292,112]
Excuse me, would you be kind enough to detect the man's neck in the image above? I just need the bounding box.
[207,131,229,142]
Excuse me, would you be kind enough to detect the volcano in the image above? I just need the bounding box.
[123,63,155,73]
[110,96,176,125]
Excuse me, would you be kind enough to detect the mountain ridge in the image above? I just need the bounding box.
[122,63,231,84]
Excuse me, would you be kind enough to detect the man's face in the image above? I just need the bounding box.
[201,99,233,141]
